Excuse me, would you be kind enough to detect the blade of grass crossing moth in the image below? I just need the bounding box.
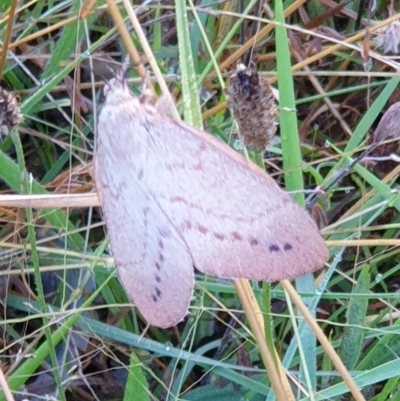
[274,0,318,392]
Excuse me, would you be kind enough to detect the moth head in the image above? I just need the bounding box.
[103,72,132,104]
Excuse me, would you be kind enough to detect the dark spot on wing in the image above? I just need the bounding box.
[249,237,259,246]
[159,229,170,238]
[155,274,161,283]
[214,232,225,240]
[158,239,164,249]
[142,119,153,132]
[138,169,144,181]
[151,286,162,303]
[170,196,186,204]
[155,262,161,270]
[198,224,208,234]
[159,254,164,262]
[198,141,206,152]
[269,244,280,252]
[232,232,243,241]
[193,160,202,170]
[284,243,293,251]
[155,287,162,298]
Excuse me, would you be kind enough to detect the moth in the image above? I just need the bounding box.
[94,70,328,328]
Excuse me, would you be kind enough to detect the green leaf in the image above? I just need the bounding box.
[184,383,265,401]
[175,0,203,128]
[274,0,317,390]
[124,352,150,401]
[339,266,370,369]
[274,0,304,204]
[41,1,97,79]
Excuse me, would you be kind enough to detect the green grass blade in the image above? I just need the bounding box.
[339,266,370,370]
[175,0,202,128]
[123,352,150,401]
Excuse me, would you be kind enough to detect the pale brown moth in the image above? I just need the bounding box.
[94,70,328,328]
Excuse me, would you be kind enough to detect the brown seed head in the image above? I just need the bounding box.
[226,64,278,152]
[0,87,22,137]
